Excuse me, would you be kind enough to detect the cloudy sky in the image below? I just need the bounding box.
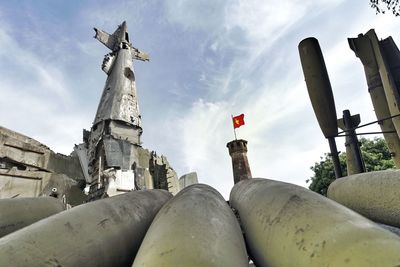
[0,1,399,198]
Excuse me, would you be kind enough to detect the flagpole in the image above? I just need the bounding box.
[231,115,237,140]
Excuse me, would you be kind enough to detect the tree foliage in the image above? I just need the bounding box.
[370,0,400,16]
[307,137,395,196]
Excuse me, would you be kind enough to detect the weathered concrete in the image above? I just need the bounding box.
[327,169,400,228]
[230,178,400,267]
[132,184,249,267]
[178,171,198,189]
[0,197,64,238]
[0,190,172,267]
[0,168,52,198]
[227,139,252,184]
[0,126,85,181]
[0,126,87,205]
[0,170,86,206]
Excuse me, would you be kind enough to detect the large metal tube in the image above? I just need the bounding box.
[230,178,400,267]
[0,197,64,238]
[298,37,338,139]
[299,37,342,178]
[0,190,172,267]
[327,169,400,228]
[132,184,249,267]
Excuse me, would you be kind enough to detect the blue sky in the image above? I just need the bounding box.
[0,1,400,198]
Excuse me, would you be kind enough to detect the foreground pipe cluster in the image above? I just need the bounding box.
[1,179,400,266]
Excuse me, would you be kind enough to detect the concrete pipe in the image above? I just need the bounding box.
[132,184,249,267]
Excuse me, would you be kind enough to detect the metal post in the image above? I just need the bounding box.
[343,110,366,174]
[328,137,343,178]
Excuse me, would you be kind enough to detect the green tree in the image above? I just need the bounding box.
[307,137,395,196]
[370,0,400,16]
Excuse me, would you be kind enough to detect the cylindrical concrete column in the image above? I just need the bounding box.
[227,139,252,184]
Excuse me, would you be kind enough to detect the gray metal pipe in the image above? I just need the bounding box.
[327,137,343,178]
[0,197,64,238]
[299,37,342,178]
[0,190,172,267]
[230,178,400,267]
[341,110,365,175]
[298,37,338,139]
[132,184,249,267]
[328,169,400,228]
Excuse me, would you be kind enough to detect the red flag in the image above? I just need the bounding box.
[232,114,245,129]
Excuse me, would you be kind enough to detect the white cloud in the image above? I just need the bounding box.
[164,0,227,32]
[0,23,90,154]
[1,1,400,199]
[160,0,400,198]
[176,99,235,196]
